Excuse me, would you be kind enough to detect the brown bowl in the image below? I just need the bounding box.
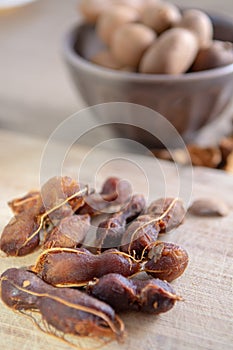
[63,12,233,145]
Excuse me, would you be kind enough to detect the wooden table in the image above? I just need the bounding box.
[0,131,232,350]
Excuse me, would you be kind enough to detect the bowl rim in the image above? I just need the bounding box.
[63,15,233,83]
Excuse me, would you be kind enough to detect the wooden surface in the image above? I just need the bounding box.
[0,131,233,350]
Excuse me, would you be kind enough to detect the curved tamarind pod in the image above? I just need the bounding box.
[146,198,185,233]
[96,194,146,251]
[120,215,159,258]
[31,248,140,287]
[120,198,185,258]
[0,212,40,256]
[96,217,125,251]
[119,194,146,223]
[144,242,189,282]
[41,176,85,220]
[78,177,132,217]
[0,268,124,341]
[8,191,44,216]
[43,214,90,249]
[87,273,181,314]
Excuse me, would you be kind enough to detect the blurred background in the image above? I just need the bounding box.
[0,0,233,139]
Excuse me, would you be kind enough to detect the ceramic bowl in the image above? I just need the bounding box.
[63,12,233,145]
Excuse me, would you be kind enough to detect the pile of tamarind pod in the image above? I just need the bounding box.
[0,176,188,346]
[0,176,131,256]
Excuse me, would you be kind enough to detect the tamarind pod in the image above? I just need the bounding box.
[31,248,140,287]
[87,273,181,314]
[0,268,125,341]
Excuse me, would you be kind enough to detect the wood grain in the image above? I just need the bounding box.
[0,131,233,350]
